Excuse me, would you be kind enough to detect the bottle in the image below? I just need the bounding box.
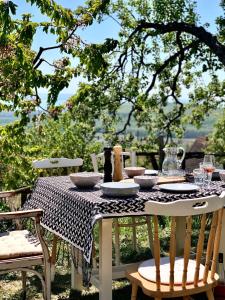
[113,145,123,182]
[103,147,112,183]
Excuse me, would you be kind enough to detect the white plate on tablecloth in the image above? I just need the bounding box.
[100,182,140,197]
[159,183,200,193]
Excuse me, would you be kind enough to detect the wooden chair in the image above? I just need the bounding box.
[126,193,225,300]
[0,208,51,300]
[90,151,154,266]
[32,157,83,280]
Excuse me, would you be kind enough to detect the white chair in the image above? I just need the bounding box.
[126,193,225,300]
[90,151,154,266]
[32,157,83,170]
[0,209,51,300]
[32,157,83,281]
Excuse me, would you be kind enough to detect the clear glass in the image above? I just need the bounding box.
[201,155,216,188]
[193,168,206,186]
[203,154,215,166]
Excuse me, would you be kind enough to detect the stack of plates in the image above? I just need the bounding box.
[100,182,140,197]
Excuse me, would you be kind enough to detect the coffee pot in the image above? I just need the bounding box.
[162,146,185,175]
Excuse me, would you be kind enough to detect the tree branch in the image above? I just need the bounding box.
[145,39,200,95]
[116,106,135,135]
[33,28,77,68]
[130,21,225,67]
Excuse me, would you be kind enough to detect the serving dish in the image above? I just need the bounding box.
[134,175,158,189]
[159,183,200,193]
[100,182,140,197]
[70,172,101,188]
[124,167,146,178]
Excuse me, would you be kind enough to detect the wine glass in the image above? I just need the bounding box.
[201,155,215,187]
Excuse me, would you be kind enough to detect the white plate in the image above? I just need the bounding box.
[159,183,200,193]
[145,169,158,176]
[100,182,140,197]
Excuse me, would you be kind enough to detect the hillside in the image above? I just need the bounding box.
[0,100,221,139]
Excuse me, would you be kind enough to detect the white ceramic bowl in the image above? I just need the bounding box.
[124,167,146,178]
[70,172,101,188]
[219,171,225,182]
[134,175,158,189]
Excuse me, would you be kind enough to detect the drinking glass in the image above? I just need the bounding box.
[193,168,206,186]
[203,154,215,166]
[201,155,216,187]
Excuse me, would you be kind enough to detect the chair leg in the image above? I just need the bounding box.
[206,289,215,300]
[44,261,51,300]
[131,283,138,300]
[21,271,26,299]
[51,234,58,281]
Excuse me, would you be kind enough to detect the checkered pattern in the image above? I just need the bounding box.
[23,176,224,263]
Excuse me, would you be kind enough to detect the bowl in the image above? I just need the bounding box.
[70,172,101,188]
[124,167,146,178]
[134,175,158,189]
[219,171,225,182]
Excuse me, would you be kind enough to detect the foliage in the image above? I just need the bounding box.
[207,113,225,165]
[1,0,225,185]
[0,111,101,189]
[67,0,225,147]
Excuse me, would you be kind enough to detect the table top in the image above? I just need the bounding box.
[23,176,225,263]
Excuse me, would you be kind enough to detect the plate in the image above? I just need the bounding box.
[100,182,140,197]
[145,169,158,176]
[159,183,200,193]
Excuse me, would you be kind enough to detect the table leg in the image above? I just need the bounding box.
[99,218,112,300]
[176,216,186,256]
[219,208,225,270]
[71,246,83,291]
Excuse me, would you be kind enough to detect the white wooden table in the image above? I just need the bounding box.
[22,176,225,300]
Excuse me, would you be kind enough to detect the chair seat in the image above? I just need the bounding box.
[138,257,205,285]
[0,230,43,260]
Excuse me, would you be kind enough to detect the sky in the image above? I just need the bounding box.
[12,0,224,99]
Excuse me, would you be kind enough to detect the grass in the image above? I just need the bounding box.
[0,270,208,300]
[0,213,213,300]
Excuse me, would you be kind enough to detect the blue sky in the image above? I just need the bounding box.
[12,0,224,98]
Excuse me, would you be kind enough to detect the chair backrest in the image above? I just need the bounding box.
[32,157,83,176]
[144,192,225,290]
[90,151,136,173]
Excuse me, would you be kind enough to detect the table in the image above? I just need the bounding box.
[23,176,225,300]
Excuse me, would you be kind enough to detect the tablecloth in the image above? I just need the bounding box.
[23,176,225,263]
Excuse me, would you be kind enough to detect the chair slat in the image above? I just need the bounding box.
[169,216,176,290]
[211,208,224,279]
[203,211,218,283]
[153,215,161,290]
[182,216,192,288]
[194,214,206,286]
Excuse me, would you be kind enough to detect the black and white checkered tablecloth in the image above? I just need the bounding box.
[23,176,225,263]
